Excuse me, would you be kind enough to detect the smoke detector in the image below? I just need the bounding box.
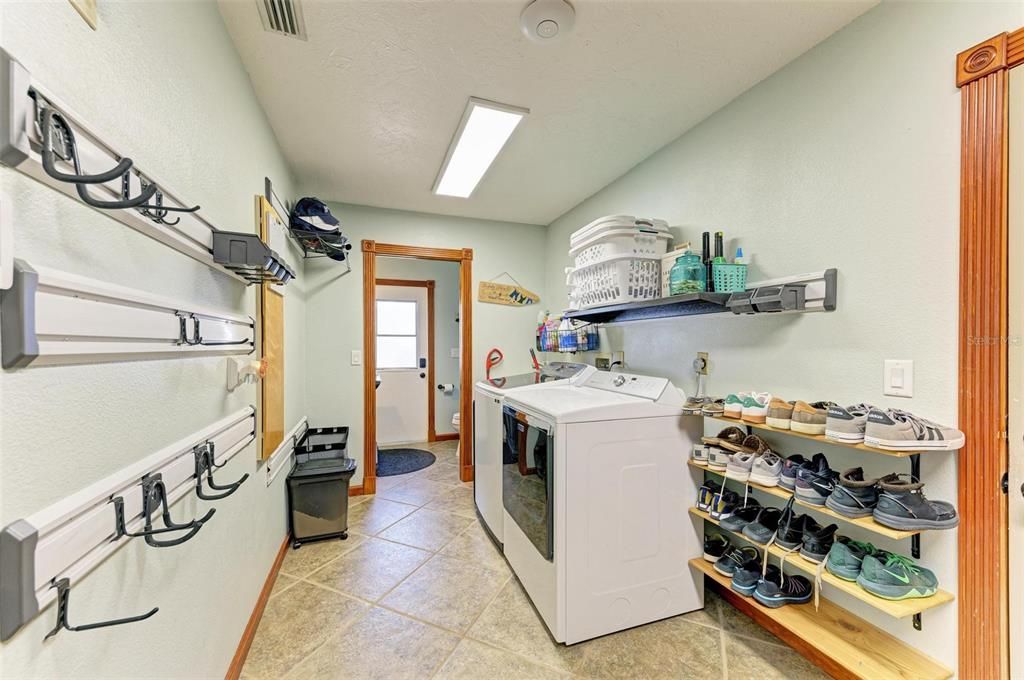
[520,0,575,43]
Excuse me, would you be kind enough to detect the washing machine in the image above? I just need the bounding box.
[473,362,593,545]
[501,370,703,644]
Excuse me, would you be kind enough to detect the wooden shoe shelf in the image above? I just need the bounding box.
[690,559,953,680]
[690,507,954,618]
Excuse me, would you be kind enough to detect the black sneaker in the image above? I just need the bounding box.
[873,475,960,530]
[779,454,807,491]
[714,545,759,577]
[719,500,762,532]
[703,533,730,563]
[794,453,837,506]
[800,517,838,563]
[825,468,890,518]
[731,560,781,597]
[773,498,807,550]
[754,574,814,608]
[742,507,783,545]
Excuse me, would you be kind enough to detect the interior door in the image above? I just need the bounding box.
[1008,66,1023,674]
[375,285,429,445]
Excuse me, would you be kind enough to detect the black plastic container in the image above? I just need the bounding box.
[286,455,357,549]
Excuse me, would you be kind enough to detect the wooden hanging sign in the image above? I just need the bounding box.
[478,279,539,306]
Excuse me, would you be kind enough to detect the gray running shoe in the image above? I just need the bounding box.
[825,468,898,518]
[793,453,837,506]
[873,475,960,530]
[857,552,939,600]
[749,452,783,487]
[725,451,757,482]
[714,545,759,577]
[707,447,731,471]
[754,574,813,608]
[864,409,965,451]
[719,502,762,532]
[825,536,878,581]
[742,507,782,545]
[826,403,874,444]
[778,455,806,491]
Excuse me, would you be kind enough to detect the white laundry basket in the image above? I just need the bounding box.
[568,254,662,308]
[570,228,671,269]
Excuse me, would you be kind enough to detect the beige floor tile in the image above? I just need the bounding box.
[279,534,365,578]
[378,477,460,506]
[307,536,432,601]
[434,638,568,679]
[679,584,723,630]
[425,485,477,518]
[374,473,410,491]
[270,573,299,599]
[467,579,578,674]
[439,521,509,574]
[382,553,509,633]
[243,581,367,679]
[285,607,459,680]
[719,592,785,646]
[724,633,827,680]
[568,615,723,679]
[378,508,474,551]
[420,462,464,484]
[348,496,418,535]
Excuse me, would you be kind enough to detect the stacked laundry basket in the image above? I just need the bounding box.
[567,215,672,309]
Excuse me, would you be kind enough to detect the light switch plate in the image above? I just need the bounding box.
[884,359,913,397]
[351,350,362,366]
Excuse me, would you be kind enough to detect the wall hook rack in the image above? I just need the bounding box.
[138,473,214,548]
[193,442,248,501]
[44,578,157,641]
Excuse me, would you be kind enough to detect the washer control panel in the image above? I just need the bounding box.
[582,371,669,401]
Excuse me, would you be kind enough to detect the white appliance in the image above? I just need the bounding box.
[501,370,703,644]
[473,362,594,545]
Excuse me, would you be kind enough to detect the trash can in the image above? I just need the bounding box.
[286,455,357,549]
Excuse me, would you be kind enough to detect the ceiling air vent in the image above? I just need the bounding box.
[256,0,307,40]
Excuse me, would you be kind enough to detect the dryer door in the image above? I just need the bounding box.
[502,405,555,561]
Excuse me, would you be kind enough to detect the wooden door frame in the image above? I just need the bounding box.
[375,277,438,443]
[362,241,474,494]
[955,29,1021,680]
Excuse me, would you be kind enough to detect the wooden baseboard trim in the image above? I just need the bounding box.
[433,432,459,442]
[349,484,364,496]
[225,534,290,680]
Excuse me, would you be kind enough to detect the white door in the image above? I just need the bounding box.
[1009,67,1024,674]
[376,285,429,445]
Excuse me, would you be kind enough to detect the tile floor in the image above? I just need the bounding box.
[243,440,826,679]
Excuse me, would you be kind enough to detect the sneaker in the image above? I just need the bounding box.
[703,533,730,563]
[826,537,878,581]
[754,574,813,608]
[725,451,758,482]
[824,468,896,518]
[732,561,781,597]
[741,392,771,424]
[742,507,783,545]
[724,434,771,455]
[778,454,807,491]
[773,499,806,550]
[864,409,965,451]
[691,443,709,465]
[719,501,763,532]
[765,397,795,429]
[714,545,758,577]
[697,482,717,512]
[857,551,939,600]
[749,451,783,487]
[701,399,725,417]
[826,403,874,443]
[794,453,837,506]
[709,490,741,520]
[873,475,960,530]
[799,518,838,563]
[790,400,831,435]
[723,393,748,419]
[682,396,708,415]
[702,426,746,449]
[707,447,732,471]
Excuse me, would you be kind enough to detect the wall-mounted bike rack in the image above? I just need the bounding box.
[0,259,255,369]
[0,407,255,641]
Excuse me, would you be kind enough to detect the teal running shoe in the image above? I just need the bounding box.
[825,536,877,581]
[857,552,938,600]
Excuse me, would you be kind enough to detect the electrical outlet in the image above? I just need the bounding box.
[611,351,625,369]
[884,359,913,397]
[450,348,459,359]
[351,350,362,366]
[595,354,612,371]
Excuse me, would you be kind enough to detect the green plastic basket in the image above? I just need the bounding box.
[712,263,747,293]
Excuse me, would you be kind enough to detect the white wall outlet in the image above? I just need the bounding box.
[450,348,459,358]
[351,350,362,366]
[884,359,914,397]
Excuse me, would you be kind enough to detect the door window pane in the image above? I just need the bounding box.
[377,300,417,335]
[377,336,417,369]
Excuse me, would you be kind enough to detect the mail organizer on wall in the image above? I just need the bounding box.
[0,50,291,287]
[0,408,254,640]
[0,259,255,369]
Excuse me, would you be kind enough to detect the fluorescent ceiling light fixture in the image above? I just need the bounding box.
[433,98,529,198]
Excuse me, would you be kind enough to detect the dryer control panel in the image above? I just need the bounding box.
[581,370,670,401]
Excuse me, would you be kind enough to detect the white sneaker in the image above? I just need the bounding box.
[741,392,772,424]
[707,447,731,470]
[691,443,709,465]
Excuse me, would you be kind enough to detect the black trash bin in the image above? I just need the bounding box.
[286,455,357,549]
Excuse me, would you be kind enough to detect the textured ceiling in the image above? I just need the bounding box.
[219,0,875,225]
